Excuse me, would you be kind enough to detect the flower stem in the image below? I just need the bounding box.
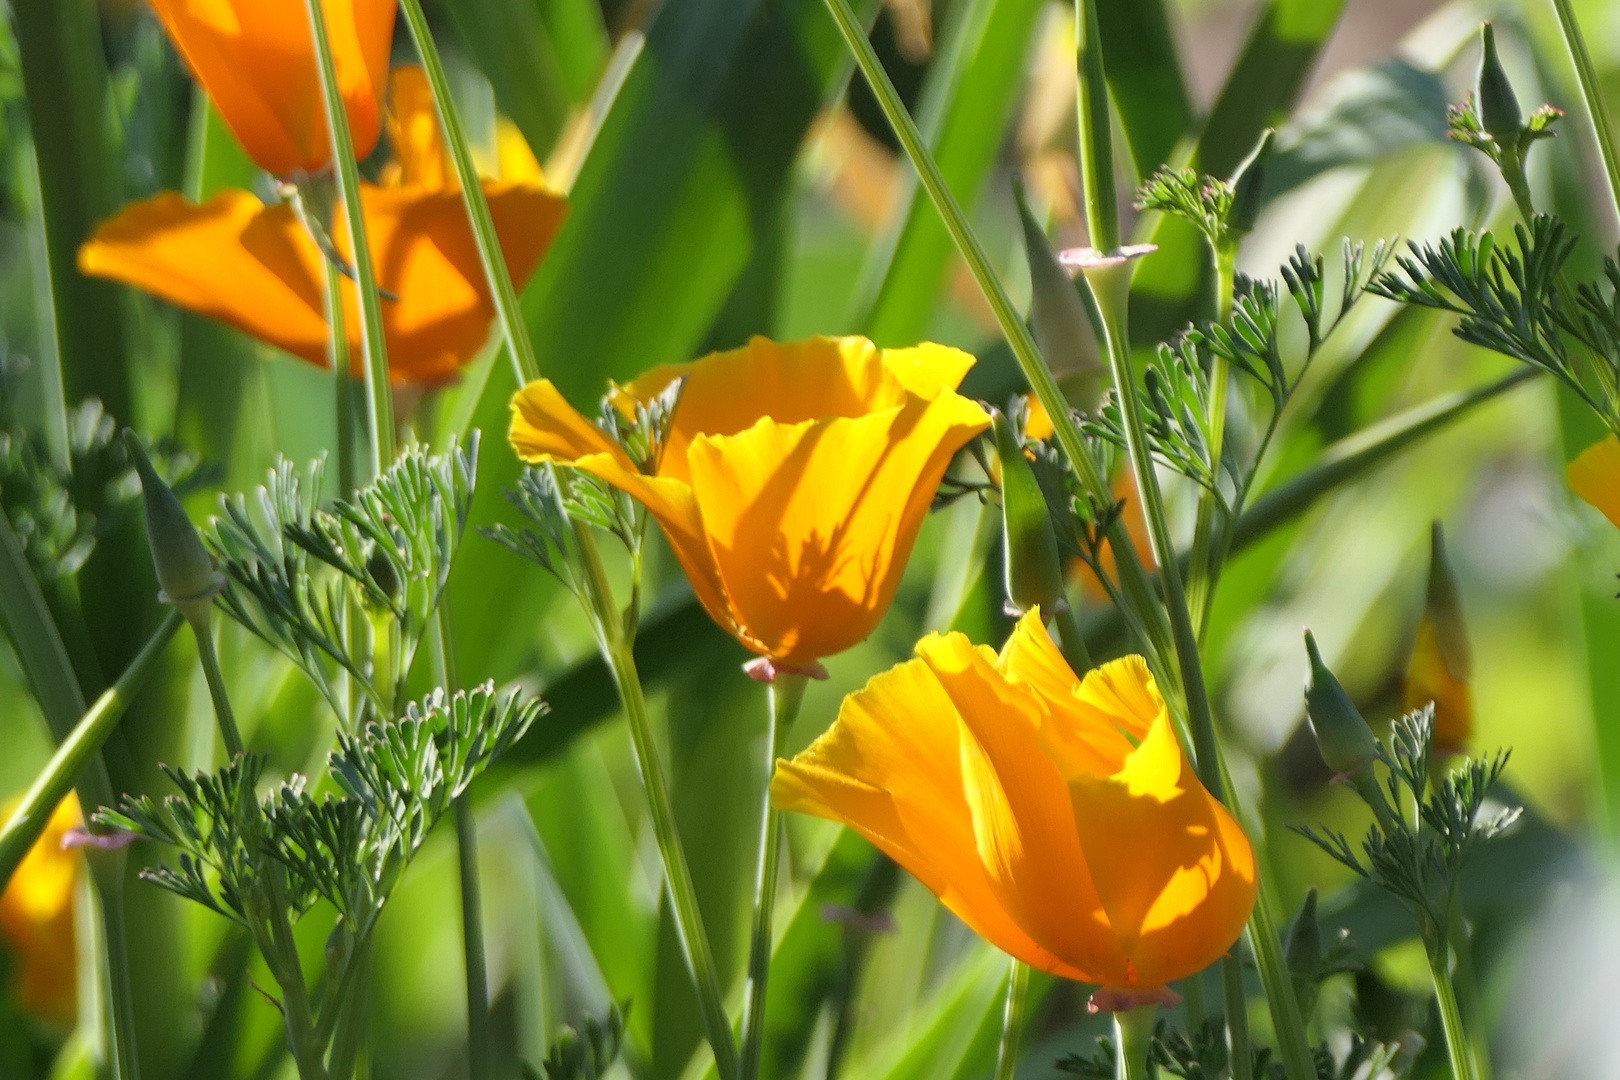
[1549,0,1620,231]
[396,0,541,387]
[1113,1003,1157,1080]
[0,609,181,890]
[572,520,739,1080]
[431,602,492,1080]
[739,673,808,1080]
[323,259,356,497]
[89,858,140,1080]
[302,0,393,478]
[1221,952,1252,1080]
[1447,908,1492,1080]
[1427,936,1479,1080]
[1187,243,1236,637]
[191,611,245,758]
[819,0,1172,669]
[992,959,1030,1080]
[1053,604,1094,675]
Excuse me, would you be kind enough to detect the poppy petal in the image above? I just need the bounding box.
[997,610,1137,778]
[1569,434,1620,530]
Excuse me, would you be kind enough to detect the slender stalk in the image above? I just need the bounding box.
[1052,605,1094,674]
[1188,244,1237,637]
[1549,0,1620,231]
[396,0,541,387]
[992,960,1030,1080]
[1221,952,1252,1080]
[1113,1004,1157,1080]
[90,859,140,1080]
[327,941,372,1080]
[0,609,182,890]
[819,0,1172,669]
[1073,0,1117,253]
[192,612,245,758]
[1447,907,1492,1080]
[739,674,809,1080]
[1427,938,1479,1080]
[323,259,356,497]
[302,0,393,477]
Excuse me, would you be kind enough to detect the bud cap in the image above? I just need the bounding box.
[1303,629,1380,776]
[992,410,1067,616]
[124,430,222,612]
[1478,23,1523,142]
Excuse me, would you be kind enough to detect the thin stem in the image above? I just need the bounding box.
[302,0,393,478]
[91,860,140,1080]
[1052,604,1094,675]
[396,0,541,386]
[570,520,738,1080]
[1447,907,1492,1080]
[739,674,809,1080]
[820,0,1172,668]
[323,258,356,497]
[992,960,1030,1080]
[1112,1004,1157,1080]
[1549,0,1620,232]
[263,869,329,1080]
[1221,952,1252,1080]
[1074,0,1118,253]
[0,610,182,890]
[1427,937,1479,1080]
[191,611,245,758]
[326,940,372,1080]
[1188,244,1236,638]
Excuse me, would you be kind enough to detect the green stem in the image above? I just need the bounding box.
[90,858,140,1080]
[1188,243,1236,637]
[992,960,1030,1080]
[1447,907,1492,1080]
[263,870,329,1080]
[191,611,245,758]
[820,0,1172,669]
[739,673,809,1080]
[1426,936,1478,1080]
[1549,0,1620,230]
[323,259,356,498]
[396,0,541,387]
[1221,952,1252,1080]
[572,521,738,1080]
[326,939,372,1080]
[1112,1004,1157,1080]
[1053,604,1094,674]
[0,609,182,890]
[1246,878,1315,1080]
[1074,0,1118,253]
[302,0,393,478]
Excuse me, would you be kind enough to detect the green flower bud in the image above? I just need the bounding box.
[993,410,1067,617]
[1477,23,1523,143]
[124,430,221,618]
[1285,886,1323,1015]
[1013,176,1104,412]
[1227,128,1275,237]
[1303,629,1379,776]
[366,549,401,600]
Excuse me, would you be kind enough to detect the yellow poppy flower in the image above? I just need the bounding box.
[1569,434,1620,530]
[148,0,396,177]
[509,336,991,672]
[78,69,568,385]
[0,796,82,1024]
[772,610,1256,990]
[1402,523,1471,753]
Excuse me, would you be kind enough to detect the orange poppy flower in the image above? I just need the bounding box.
[78,69,568,385]
[0,795,82,1025]
[772,610,1257,989]
[1402,523,1472,753]
[509,336,991,673]
[148,0,396,176]
[1569,434,1620,530]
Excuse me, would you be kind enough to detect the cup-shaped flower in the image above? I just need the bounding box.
[148,0,396,176]
[509,335,991,668]
[78,68,568,385]
[772,610,1257,988]
[0,795,81,1024]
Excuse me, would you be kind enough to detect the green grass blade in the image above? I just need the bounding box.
[1097,0,1191,176]
[435,0,580,157]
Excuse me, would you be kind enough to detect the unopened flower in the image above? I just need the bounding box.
[1402,523,1472,753]
[773,610,1257,988]
[509,335,990,673]
[79,67,568,385]
[147,0,396,176]
[0,795,82,1025]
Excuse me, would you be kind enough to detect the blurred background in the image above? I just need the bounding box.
[1,0,1618,1077]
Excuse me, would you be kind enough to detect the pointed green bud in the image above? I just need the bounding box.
[1423,521,1471,678]
[1303,629,1379,776]
[1477,23,1523,142]
[1013,176,1104,412]
[993,410,1067,617]
[1286,887,1325,1018]
[124,430,221,620]
[1226,128,1275,236]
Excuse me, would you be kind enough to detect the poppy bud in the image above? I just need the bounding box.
[1286,886,1324,1015]
[1302,629,1379,776]
[1404,522,1472,752]
[992,411,1067,617]
[1013,176,1104,412]
[1478,23,1523,143]
[366,550,401,600]
[124,430,221,621]
[1227,129,1275,237]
